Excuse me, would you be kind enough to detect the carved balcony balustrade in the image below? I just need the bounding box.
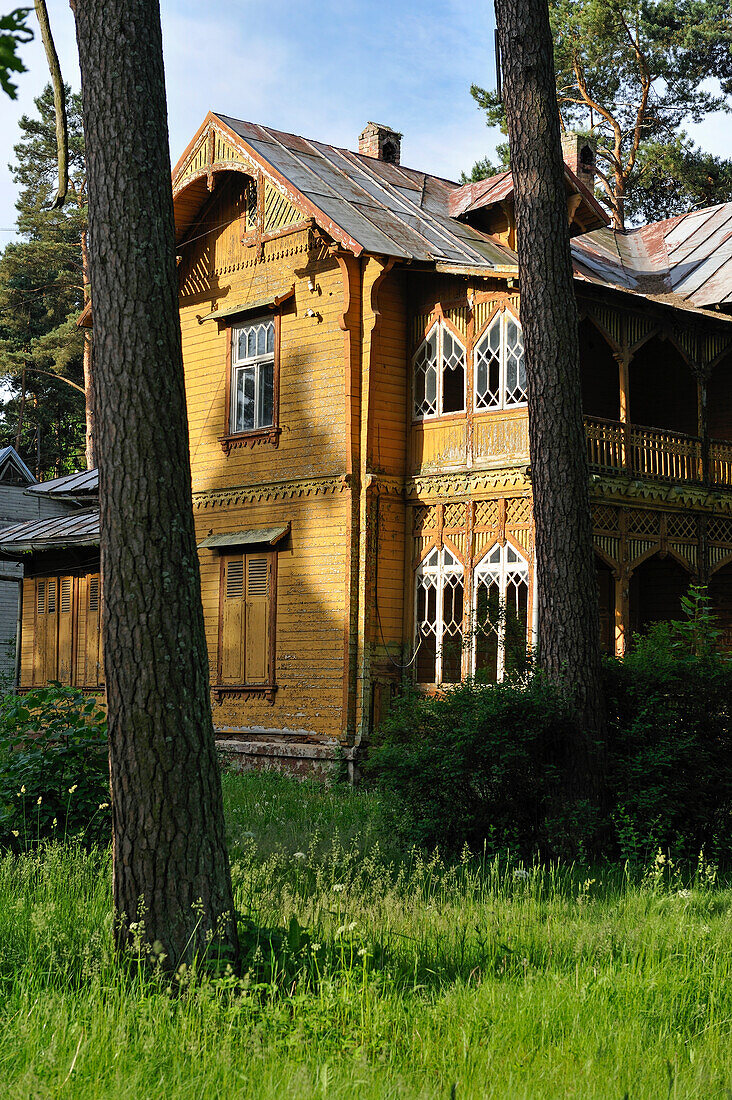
[585,416,732,488]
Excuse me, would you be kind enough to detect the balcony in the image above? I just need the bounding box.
[585,416,732,488]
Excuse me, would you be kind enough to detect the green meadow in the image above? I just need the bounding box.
[3,770,732,1099]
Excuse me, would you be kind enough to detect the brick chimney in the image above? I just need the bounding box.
[358,122,402,165]
[561,132,597,194]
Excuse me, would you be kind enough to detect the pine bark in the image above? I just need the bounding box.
[73,0,239,970]
[495,0,606,799]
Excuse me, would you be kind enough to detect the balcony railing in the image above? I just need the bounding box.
[585,417,732,488]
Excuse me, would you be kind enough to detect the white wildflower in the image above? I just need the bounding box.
[293,851,306,860]
[333,883,346,893]
[68,784,77,794]
[513,869,530,881]
[36,796,42,806]
[677,888,692,899]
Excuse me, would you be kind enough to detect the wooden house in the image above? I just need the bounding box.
[2,118,731,774]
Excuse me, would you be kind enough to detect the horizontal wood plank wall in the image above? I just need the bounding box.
[368,269,407,476]
[195,492,349,738]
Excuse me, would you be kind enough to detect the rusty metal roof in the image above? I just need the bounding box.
[448,165,609,231]
[573,203,732,310]
[0,509,99,554]
[213,115,519,271]
[26,469,99,498]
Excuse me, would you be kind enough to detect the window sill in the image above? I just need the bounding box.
[213,684,277,705]
[219,427,281,455]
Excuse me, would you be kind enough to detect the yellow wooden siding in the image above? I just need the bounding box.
[196,492,349,738]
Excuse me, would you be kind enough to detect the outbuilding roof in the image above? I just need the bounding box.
[0,509,99,554]
[26,468,99,498]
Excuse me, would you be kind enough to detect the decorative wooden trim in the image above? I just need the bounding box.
[213,685,277,705]
[218,427,282,455]
[193,473,352,509]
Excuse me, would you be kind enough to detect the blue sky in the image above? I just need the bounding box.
[1,0,732,240]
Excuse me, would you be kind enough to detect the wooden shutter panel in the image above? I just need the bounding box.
[245,555,270,683]
[221,557,245,683]
[33,580,47,685]
[58,576,74,684]
[76,573,102,687]
[37,578,59,684]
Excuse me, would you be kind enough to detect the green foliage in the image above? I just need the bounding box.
[3,782,732,1097]
[0,684,110,850]
[368,588,732,863]
[0,84,87,477]
[604,604,732,863]
[365,677,570,857]
[470,0,732,226]
[0,8,31,99]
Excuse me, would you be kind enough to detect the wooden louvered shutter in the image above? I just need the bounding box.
[244,555,270,683]
[58,576,74,684]
[33,580,47,685]
[221,557,245,683]
[87,574,102,686]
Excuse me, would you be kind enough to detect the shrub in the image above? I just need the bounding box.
[604,601,732,863]
[364,676,571,857]
[367,588,732,863]
[0,684,110,850]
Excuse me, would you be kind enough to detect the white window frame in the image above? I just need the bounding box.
[415,546,465,683]
[412,321,467,422]
[474,309,527,412]
[472,541,530,681]
[230,316,275,434]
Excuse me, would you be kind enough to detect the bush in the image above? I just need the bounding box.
[0,684,110,850]
[605,621,732,863]
[367,588,732,863]
[365,677,571,857]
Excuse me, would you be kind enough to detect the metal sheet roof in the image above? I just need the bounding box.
[26,468,99,497]
[0,509,100,554]
[198,524,290,550]
[573,202,732,310]
[214,115,519,271]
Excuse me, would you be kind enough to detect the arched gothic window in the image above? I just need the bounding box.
[473,542,529,681]
[413,322,466,420]
[415,547,464,683]
[474,311,526,410]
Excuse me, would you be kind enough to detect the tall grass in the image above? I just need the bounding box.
[2,771,732,1098]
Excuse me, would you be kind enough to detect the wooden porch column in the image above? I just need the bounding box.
[698,376,709,485]
[614,570,630,657]
[616,348,631,471]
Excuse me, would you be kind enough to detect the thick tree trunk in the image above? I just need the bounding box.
[73,0,239,970]
[495,0,606,801]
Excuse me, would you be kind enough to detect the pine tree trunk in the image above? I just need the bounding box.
[495,0,606,801]
[73,0,239,970]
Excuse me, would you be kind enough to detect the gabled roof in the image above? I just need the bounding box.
[172,113,518,272]
[0,509,99,554]
[448,164,609,233]
[171,113,732,313]
[0,446,36,487]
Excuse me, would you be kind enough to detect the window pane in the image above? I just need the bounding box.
[257,361,274,428]
[441,576,463,682]
[234,367,255,431]
[266,321,274,354]
[416,576,437,682]
[474,578,500,682]
[504,318,527,405]
[504,575,529,675]
[441,331,465,414]
[475,320,502,409]
[236,328,249,361]
[413,331,438,418]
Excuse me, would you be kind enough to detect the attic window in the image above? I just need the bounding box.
[580,144,595,168]
[412,322,466,420]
